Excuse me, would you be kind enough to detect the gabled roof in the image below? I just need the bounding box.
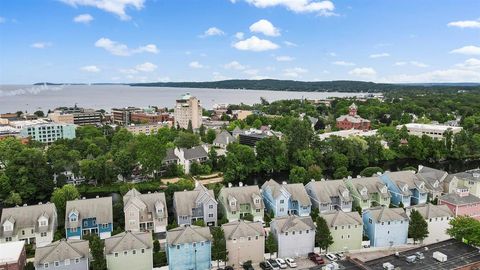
[439,193,480,205]
[65,197,112,228]
[163,148,179,161]
[366,206,408,223]
[219,185,264,212]
[0,241,25,264]
[181,146,208,160]
[213,130,236,145]
[383,171,427,195]
[306,180,352,204]
[0,203,57,237]
[167,225,212,245]
[104,231,153,254]
[321,210,363,227]
[173,183,216,217]
[222,220,264,240]
[283,183,311,206]
[34,239,89,265]
[406,204,453,219]
[336,115,370,124]
[123,188,167,220]
[451,169,480,183]
[350,176,390,200]
[417,166,449,192]
[273,215,315,233]
[261,179,289,200]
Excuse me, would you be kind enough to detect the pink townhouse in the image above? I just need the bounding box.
[438,188,480,220]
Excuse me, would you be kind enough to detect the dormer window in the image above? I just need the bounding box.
[230,201,236,206]
[381,186,387,193]
[39,220,47,227]
[3,223,13,232]
[361,188,367,196]
[402,185,408,192]
[69,213,78,222]
[433,181,439,188]
[255,199,260,204]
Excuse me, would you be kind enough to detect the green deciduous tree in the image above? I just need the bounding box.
[447,216,480,246]
[206,129,217,144]
[408,209,429,244]
[315,216,334,252]
[51,184,80,225]
[223,143,256,182]
[211,227,228,266]
[88,234,107,270]
[175,132,201,148]
[256,137,288,173]
[289,166,309,184]
[265,233,278,258]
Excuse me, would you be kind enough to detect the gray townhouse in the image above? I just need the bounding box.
[173,182,218,226]
[34,239,89,270]
[305,179,353,213]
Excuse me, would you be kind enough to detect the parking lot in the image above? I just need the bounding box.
[363,239,480,270]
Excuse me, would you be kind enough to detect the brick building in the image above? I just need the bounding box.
[336,103,371,130]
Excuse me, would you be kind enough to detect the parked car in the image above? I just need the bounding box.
[267,259,280,270]
[259,262,272,270]
[335,252,346,260]
[285,258,297,268]
[308,252,325,265]
[275,258,287,269]
[225,267,234,270]
[415,252,425,260]
[243,260,255,270]
[326,253,337,261]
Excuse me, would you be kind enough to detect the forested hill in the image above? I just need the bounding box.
[129,79,480,93]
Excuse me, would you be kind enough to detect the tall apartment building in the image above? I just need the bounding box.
[173,93,202,129]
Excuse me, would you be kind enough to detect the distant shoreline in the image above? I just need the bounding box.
[31,79,480,93]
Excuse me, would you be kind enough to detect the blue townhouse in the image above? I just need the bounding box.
[166,225,212,270]
[380,171,428,207]
[65,196,113,240]
[362,206,409,247]
[261,179,311,217]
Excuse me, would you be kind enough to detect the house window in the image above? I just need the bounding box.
[387,231,390,234]
[44,263,49,268]
[208,213,214,218]
[70,215,77,222]
[255,236,259,240]
[75,258,80,264]
[306,230,309,234]
[285,232,288,236]
[388,221,390,225]
[132,250,137,255]
[209,205,214,209]
[368,218,372,224]
[177,245,180,249]
[40,220,47,226]
[65,259,70,265]
[22,230,25,235]
[256,209,260,213]
[292,231,295,235]
[114,253,118,257]
[334,226,338,230]
[141,249,145,254]
[232,211,236,215]
[299,231,302,234]
[5,237,12,242]
[381,222,384,225]
[280,200,285,204]
[280,208,285,212]
[54,261,60,267]
[41,232,47,237]
[248,237,252,241]
[124,251,128,255]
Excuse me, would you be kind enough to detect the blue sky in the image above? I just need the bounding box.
[0,0,479,84]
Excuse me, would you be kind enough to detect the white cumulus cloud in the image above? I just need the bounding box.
[332,61,355,66]
[61,0,145,20]
[224,61,246,70]
[240,0,335,15]
[73,14,94,24]
[249,19,280,36]
[80,65,101,72]
[283,67,308,78]
[31,42,52,49]
[448,19,480,29]
[455,58,480,70]
[395,61,428,68]
[233,36,279,52]
[201,27,225,37]
[450,45,480,55]
[235,32,245,40]
[189,61,204,69]
[284,41,298,47]
[276,56,295,62]
[369,52,390,58]
[349,67,377,77]
[94,38,158,56]
[135,62,157,72]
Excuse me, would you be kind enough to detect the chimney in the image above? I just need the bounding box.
[82,197,86,200]
[38,202,43,205]
[96,195,99,198]
[282,181,287,185]
[148,191,151,194]
[347,176,352,180]
[23,204,27,207]
[239,182,243,187]
[357,175,361,178]
[377,172,382,176]
[228,183,233,188]
[321,178,325,181]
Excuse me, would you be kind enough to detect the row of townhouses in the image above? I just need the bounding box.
[1,166,479,269]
